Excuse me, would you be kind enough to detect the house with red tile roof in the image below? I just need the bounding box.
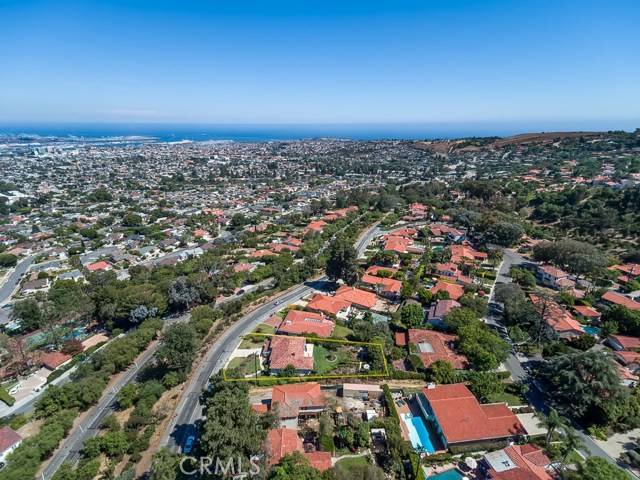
[278,310,335,338]
[270,383,327,419]
[481,444,554,480]
[40,351,72,370]
[360,274,402,298]
[334,286,379,310]
[430,281,464,301]
[365,265,398,277]
[250,249,278,258]
[233,262,258,273]
[0,426,22,464]
[86,261,113,272]
[268,336,314,374]
[269,243,300,253]
[536,265,574,290]
[529,294,585,339]
[608,334,640,352]
[264,428,331,470]
[571,305,601,321]
[396,329,468,369]
[305,220,327,234]
[417,384,526,449]
[601,291,640,311]
[306,294,351,317]
[449,245,487,263]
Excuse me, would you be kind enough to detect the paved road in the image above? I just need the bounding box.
[0,255,37,308]
[488,248,640,479]
[41,315,189,479]
[162,223,384,452]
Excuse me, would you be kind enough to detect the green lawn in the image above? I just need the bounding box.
[239,334,268,349]
[253,324,276,335]
[227,354,260,377]
[335,456,371,470]
[313,345,348,375]
[564,449,584,465]
[332,325,353,339]
[488,391,526,406]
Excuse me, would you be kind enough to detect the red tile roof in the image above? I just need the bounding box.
[360,274,402,294]
[269,336,314,372]
[87,261,112,271]
[334,286,379,309]
[306,294,351,316]
[278,310,335,338]
[422,384,525,445]
[602,291,640,311]
[609,334,640,350]
[41,351,72,370]
[265,428,302,465]
[0,426,22,454]
[396,329,468,369]
[430,281,464,300]
[304,451,332,471]
[271,383,326,418]
[485,444,553,480]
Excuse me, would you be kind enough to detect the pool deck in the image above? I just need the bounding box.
[395,396,446,454]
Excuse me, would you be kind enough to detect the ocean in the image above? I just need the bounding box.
[0,121,633,143]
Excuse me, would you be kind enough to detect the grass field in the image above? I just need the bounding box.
[335,456,371,470]
[313,345,348,375]
[227,354,260,377]
[332,324,353,339]
[252,324,276,335]
[488,391,526,406]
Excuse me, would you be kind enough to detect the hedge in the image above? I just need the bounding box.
[0,387,15,407]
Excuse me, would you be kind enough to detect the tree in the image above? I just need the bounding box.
[271,452,330,480]
[0,253,18,267]
[325,237,359,285]
[400,304,425,328]
[417,288,434,306]
[156,323,198,372]
[122,213,143,227]
[537,408,567,446]
[485,221,525,247]
[533,240,607,277]
[542,350,634,423]
[467,372,505,403]
[149,448,180,480]
[200,377,265,471]
[335,460,385,480]
[279,364,298,377]
[562,426,587,462]
[428,359,459,384]
[572,456,632,480]
[11,297,43,332]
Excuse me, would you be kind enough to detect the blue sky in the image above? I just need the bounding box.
[1,0,639,128]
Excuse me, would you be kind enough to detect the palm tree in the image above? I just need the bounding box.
[537,408,567,446]
[562,426,587,462]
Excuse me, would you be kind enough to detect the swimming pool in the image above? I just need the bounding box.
[430,469,465,479]
[401,412,436,453]
[583,326,600,336]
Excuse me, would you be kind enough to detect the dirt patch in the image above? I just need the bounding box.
[17,417,45,438]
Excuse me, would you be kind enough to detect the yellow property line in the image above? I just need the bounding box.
[223,333,389,382]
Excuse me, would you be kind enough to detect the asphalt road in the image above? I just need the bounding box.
[0,255,37,308]
[487,248,640,479]
[162,223,384,452]
[41,314,190,479]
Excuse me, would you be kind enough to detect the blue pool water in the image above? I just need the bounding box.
[430,469,465,479]
[401,413,436,453]
[583,326,600,336]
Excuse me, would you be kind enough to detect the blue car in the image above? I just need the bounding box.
[183,435,195,454]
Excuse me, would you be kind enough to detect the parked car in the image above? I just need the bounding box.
[183,435,195,454]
